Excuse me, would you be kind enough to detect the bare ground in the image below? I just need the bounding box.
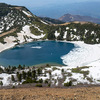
[0,86,100,100]
[0,28,17,38]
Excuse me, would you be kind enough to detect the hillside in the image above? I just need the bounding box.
[59,13,100,24]
[39,17,65,24]
[0,3,100,53]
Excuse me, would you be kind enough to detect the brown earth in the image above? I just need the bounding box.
[53,21,98,26]
[0,86,100,100]
[0,28,17,38]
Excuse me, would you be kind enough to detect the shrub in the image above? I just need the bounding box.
[64,81,72,87]
[22,77,33,84]
[12,86,15,89]
[0,81,3,86]
[48,83,51,87]
[38,79,43,83]
[45,79,48,84]
[35,84,42,87]
[11,75,15,82]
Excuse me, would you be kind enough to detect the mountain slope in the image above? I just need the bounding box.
[0,3,34,33]
[1,3,100,53]
[39,17,65,24]
[59,14,100,24]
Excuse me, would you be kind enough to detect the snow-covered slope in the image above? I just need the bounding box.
[61,41,100,67]
[0,6,33,33]
[0,25,45,52]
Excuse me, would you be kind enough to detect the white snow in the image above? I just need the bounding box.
[85,29,88,34]
[31,46,42,49]
[20,25,45,39]
[64,73,90,85]
[54,31,60,38]
[0,73,16,86]
[40,20,48,25]
[52,70,63,79]
[70,34,80,40]
[32,25,44,33]
[91,31,95,35]
[73,29,77,32]
[66,27,69,30]
[96,38,99,42]
[63,31,67,39]
[0,36,17,52]
[61,41,100,68]
[22,10,32,17]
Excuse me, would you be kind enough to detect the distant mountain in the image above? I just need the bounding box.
[39,17,65,24]
[59,14,100,24]
[29,2,100,19]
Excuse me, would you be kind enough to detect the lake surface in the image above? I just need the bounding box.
[0,41,75,67]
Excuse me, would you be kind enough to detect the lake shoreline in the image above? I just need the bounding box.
[1,40,100,68]
[0,40,74,67]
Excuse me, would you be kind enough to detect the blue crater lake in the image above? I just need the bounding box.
[0,41,75,67]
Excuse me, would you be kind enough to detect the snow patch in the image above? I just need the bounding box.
[40,20,48,25]
[63,31,67,39]
[55,31,60,38]
[61,41,100,68]
[22,10,32,17]
[0,73,16,86]
[31,46,42,49]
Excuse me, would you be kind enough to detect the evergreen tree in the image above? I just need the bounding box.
[37,68,42,76]
[17,73,22,82]
[32,70,37,80]
[38,78,43,83]
[18,65,22,70]
[22,71,26,79]
[11,75,15,82]
[0,81,3,86]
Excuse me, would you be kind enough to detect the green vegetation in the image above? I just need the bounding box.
[0,81,3,86]
[64,81,72,87]
[35,84,42,87]
[0,3,11,17]
[72,66,89,77]
[30,26,42,36]
[11,75,15,82]
[1,3,100,44]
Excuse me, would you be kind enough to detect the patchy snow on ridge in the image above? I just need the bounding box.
[32,25,44,32]
[40,20,48,25]
[0,25,45,52]
[55,31,60,38]
[17,25,45,43]
[63,31,67,39]
[22,10,32,17]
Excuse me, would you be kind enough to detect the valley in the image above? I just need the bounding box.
[0,3,100,89]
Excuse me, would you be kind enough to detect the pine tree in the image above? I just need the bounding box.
[17,73,22,82]
[11,75,15,82]
[0,81,3,86]
[22,71,26,79]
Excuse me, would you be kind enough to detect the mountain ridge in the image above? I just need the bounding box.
[59,13,100,24]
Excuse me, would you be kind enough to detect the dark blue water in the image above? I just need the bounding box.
[0,41,75,67]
